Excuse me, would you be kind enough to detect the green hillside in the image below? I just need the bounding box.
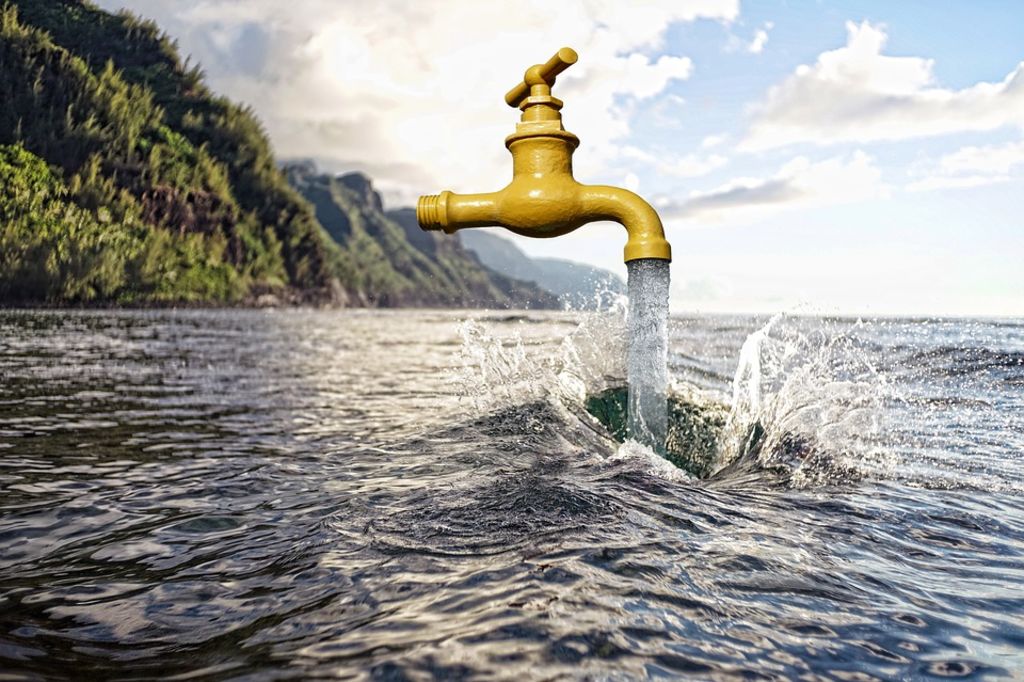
[0,0,338,304]
[0,1,557,308]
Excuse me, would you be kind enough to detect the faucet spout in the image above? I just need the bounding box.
[416,47,671,264]
[578,185,672,263]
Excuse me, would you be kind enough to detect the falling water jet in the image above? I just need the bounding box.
[627,259,670,453]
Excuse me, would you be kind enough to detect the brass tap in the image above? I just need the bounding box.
[417,47,671,263]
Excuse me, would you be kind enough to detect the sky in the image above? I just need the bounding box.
[96,0,1024,317]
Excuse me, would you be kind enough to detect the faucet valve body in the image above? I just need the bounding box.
[416,47,671,264]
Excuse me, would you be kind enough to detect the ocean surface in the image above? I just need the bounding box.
[1,309,1022,680]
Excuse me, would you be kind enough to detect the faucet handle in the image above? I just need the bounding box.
[504,47,578,108]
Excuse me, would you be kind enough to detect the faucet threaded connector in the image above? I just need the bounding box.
[417,193,447,231]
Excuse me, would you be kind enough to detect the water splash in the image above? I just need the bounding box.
[715,315,895,485]
[626,259,670,453]
[451,308,627,416]
[453,320,534,412]
[451,309,1022,491]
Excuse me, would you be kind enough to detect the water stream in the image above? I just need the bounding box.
[626,258,670,453]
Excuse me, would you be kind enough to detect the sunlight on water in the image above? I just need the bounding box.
[626,259,670,454]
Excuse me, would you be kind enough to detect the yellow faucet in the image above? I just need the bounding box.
[417,47,672,263]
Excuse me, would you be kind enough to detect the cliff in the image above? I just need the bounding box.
[286,164,558,308]
[1,0,338,304]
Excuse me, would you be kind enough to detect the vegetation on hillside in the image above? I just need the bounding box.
[0,142,243,302]
[1,1,341,303]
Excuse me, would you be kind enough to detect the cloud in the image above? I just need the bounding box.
[665,150,884,221]
[906,138,1024,192]
[96,0,738,205]
[649,93,687,129]
[670,177,801,218]
[742,21,1024,150]
[905,174,1011,192]
[701,134,727,149]
[620,145,727,179]
[938,139,1024,175]
[747,21,773,54]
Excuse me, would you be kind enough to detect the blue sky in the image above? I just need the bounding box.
[98,0,1024,316]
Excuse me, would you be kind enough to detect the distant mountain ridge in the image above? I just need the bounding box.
[459,230,625,310]
[284,162,559,308]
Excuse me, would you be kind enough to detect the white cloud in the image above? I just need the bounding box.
[649,93,687,128]
[906,138,1024,192]
[906,175,1011,192]
[939,139,1024,175]
[701,134,727,149]
[97,0,738,205]
[620,145,727,178]
[623,172,641,192]
[666,150,884,221]
[742,21,1024,150]
[747,21,773,54]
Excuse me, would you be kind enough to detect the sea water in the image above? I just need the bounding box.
[1,309,1022,679]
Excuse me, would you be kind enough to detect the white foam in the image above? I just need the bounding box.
[608,439,693,482]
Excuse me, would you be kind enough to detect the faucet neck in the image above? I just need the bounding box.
[505,92,580,159]
[508,135,575,177]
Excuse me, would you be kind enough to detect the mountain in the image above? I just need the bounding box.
[0,1,555,309]
[285,163,558,308]
[459,230,625,310]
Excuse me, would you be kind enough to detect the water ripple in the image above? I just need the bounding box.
[1,310,1022,679]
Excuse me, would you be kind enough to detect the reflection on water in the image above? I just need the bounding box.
[1,309,1023,679]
